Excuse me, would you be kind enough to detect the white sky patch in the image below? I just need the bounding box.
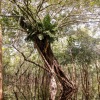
[43,2,49,8]
[61,10,65,16]
[93,31,100,38]
[56,14,60,18]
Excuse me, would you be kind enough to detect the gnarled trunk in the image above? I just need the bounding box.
[33,36,75,100]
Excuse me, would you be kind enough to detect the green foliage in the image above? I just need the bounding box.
[66,30,100,65]
[43,14,51,30]
[90,0,100,6]
[25,14,57,43]
[2,0,100,100]
[1,17,9,25]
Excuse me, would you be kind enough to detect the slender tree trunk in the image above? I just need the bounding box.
[95,60,100,99]
[85,65,89,100]
[80,66,84,100]
[41,70,49,99]
[81,64,90,100]
[70,52,77,100]
[0,25,3,100]
[0,0,3,99]
[33,36,74,100]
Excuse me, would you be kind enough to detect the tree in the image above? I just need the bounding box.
[8,0,76,99]
[1,0,100,99]
[65,27,100,100]
[0,0,3,99]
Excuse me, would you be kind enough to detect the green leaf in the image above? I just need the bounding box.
[47,31,55,37]
[43,14,51,30]
[2,17,9,25]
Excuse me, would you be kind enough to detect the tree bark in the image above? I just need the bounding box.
[81,64,90,100]
[0,0,3,99]
[95,60,100,99]
[0,25,3,100]
[33,36,75,100]
[49,74,57,100]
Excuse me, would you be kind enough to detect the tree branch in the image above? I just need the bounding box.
[12,45,50,72]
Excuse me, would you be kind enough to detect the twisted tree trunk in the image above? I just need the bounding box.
[9,0,75,99]
[33,36,75,100]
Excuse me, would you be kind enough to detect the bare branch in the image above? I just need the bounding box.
[0,14,22,17]
[39,0,62,12]
[12,45,50,72]
[37,0,45,13]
